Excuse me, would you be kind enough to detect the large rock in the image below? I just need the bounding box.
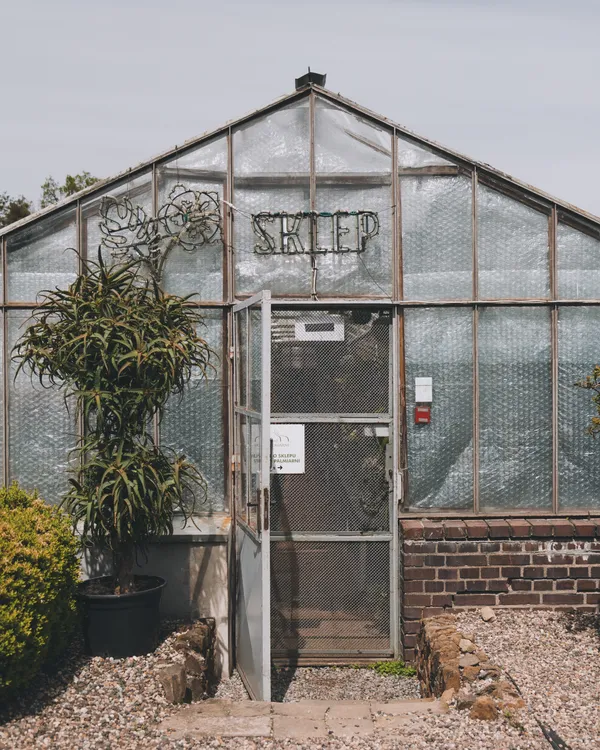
[159,664,187,704]
[469,695,498,721]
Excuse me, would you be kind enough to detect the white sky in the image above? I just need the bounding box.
[1,0,599,215]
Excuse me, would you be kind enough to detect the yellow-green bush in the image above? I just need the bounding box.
[0,483,79,701]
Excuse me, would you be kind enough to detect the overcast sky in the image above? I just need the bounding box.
[1,0,599,215]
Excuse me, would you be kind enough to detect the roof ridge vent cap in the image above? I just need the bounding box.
[295,69,327,90]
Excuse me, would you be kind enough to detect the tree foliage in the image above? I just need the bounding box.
[14,254,213,594]
[0,193,32,228]
[40,171,99,208]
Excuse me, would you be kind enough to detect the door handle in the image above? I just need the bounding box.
[263,487,269,532]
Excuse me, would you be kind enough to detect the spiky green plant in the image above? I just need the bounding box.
[13,253,213,594]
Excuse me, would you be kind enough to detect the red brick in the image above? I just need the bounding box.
[403,620,421,634]
[464,520,489,539]
[423,555,445,566]
[569,567,591,579]
[456,542,480,553]
[498,593,541,605]
[529,519,553,537]
[404,554,424,567]
[401,521,424,539]
[502,541,526,552]
[421,607,446,618]
[480,567,501,579]
[524,541,544,552]
[443,520,467,539]
[421,520,445,540]
[511,580,532,591]
[532,554,573,566]
[403,607,425,620]
[437,542,459,553]
[522,566,545,579]
[431,594,454,607]
[586,593,600,604]
[438,568,458,580]
[486,580,510,593]
[460,568,480,579]
[404,594,432,607]
[546,566,569,579]
[501,566,523,578]
[479,542,502,553]
[533,580,553,591]
[404,580,424,593]
[489,554,530,566]
[403,648,416,663]
[453,594,497,607]
[487,520,511,538]
[446,555,488,567]
[404,541,437,554]
[552,519,575,537]
[542,593,584,605]
[404,634,417,649]
[465,580,487,593]
[556,579,575,590]
[507,519,532,538]
[404,568,437,581]
[576,579,597,591]
[592,567,600,577]
[424,580,445,593]
[571,519,597,538]
[444,581,462,592]
[575,554,600,565]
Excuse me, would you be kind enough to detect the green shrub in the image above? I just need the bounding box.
[368,660,416,677]
[0,483,79,701]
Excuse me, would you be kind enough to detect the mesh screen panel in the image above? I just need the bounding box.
[249,306,262,411]
[557,223,600,300]
[161,312,225,513]
[477,185,550,299]
[404,308,473,508]
[7,209,78,302]
[8,310,76,503]
[271,541,390,653]
[236,309,248,407]
[401,176,472,300]
[271,422,389,533]
[478,307,553,509]
[271,308,390,414]
[558,307,600,509]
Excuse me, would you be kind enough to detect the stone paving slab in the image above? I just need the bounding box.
[160,698,444,739]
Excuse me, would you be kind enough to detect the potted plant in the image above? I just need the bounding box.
[14,254,212,657]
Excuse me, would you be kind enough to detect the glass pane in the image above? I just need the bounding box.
[398,136,455,168]
[234,100,311,295]
[81,172,152,267]
[7,209,77,301]
[404,308,473,508]
[478,307,552,509]
[558,307,600,508]
[477,185,549,299]
[161,311,225,513]
[315,98,392,297]
[249,305,262,411]
[8,310,76,503]
[157,138,226,300]
[557,223,600,299]
[238,413,248,522]
[401,176,472,300]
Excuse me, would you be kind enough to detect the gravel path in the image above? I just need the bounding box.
[1,610,597,749]
[457,609,600,750]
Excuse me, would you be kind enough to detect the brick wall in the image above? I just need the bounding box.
[400,518,600,663]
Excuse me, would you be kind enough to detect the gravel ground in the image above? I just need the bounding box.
[1,610,597,749]
[457,609,600,750]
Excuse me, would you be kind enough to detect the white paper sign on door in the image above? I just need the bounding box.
[270,424,305,474]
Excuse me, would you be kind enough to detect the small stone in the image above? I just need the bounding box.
[456,690,476,711]
[480,606,495,622]
[462,666,481,681]
[158,664,186,704]
[469,695,498,721]
[441,688,455,704]
[459,639,476,653]
[174,622,211,653]
[459,654,480,668]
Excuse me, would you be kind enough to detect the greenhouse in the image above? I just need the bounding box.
[2,73,600,700]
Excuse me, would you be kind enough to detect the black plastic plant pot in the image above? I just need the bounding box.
[78,575,166,658]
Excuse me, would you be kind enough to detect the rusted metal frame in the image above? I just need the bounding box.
[476,172,552,216]
[398,299,564,306]
[235,173,392,188]
[399,508,593,518]
[75,200,85,469]
[226,127,234,304]
[309,90,317,298]
[556,209,600,240]
[392,130,401,303]
[472,169,479,514]
[151,163,161,447]
[397,309,408,507]
[550,205,559,514]
[399,166,460,176]
[390,308,400,657]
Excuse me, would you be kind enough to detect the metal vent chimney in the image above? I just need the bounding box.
[295,69,327,90]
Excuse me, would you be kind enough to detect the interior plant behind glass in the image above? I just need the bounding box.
[13,253,213,595]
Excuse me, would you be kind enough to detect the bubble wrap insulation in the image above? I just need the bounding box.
[557,223,600,299]
[397,136,456,168]
[558,306,600,508]
[7,209,78,303]
[478,307,552,509]
[404,308,473,508]
[401,176,472,300]
[477,185,550,299]
[161,311,226,513]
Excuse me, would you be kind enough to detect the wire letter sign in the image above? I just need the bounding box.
[252,210,379,255]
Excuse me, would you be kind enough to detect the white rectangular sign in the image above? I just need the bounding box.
[271,424,305,474]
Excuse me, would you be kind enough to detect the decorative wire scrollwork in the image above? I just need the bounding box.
[99,184,222,281]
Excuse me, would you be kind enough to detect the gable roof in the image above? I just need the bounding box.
[2,83,599,239]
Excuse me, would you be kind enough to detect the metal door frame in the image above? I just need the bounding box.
[268,301,400,660]
[233,290,272,700]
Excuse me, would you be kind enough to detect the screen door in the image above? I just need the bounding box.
[233,291,272,700]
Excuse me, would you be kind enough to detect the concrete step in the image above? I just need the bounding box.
[160,697,446,740]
